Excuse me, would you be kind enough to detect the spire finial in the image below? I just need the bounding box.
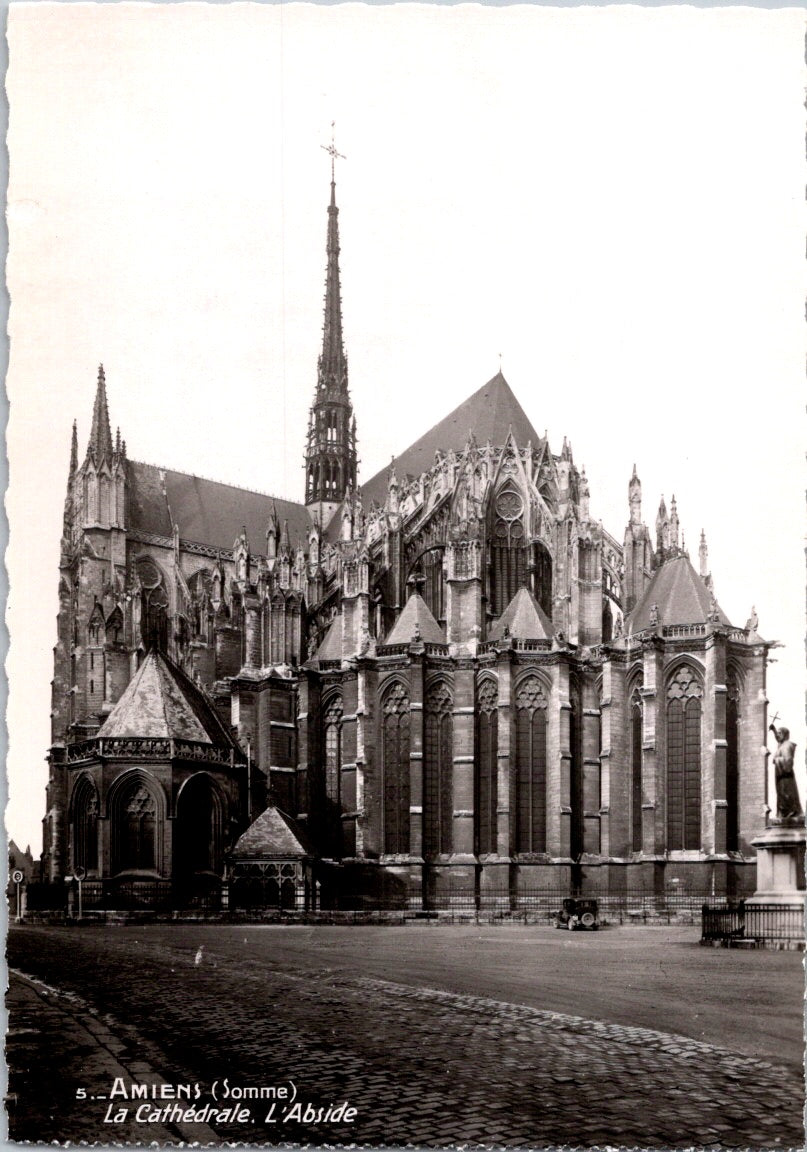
[69,420,78,474]
[321,121,345,185]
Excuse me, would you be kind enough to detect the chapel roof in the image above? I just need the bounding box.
[98,650,240,749]
[127,461,312,555]
[314,614,344,661]
[384,592,446,645]
[489,586,553,642]
[361,372,542,507]
[231,805,314,859]
[626,553,732,632]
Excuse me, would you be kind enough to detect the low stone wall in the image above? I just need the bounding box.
[20,905,701,928]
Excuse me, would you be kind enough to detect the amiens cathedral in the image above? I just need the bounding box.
[42,168,773,908]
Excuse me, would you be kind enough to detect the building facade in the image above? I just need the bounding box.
[42,172,773,906]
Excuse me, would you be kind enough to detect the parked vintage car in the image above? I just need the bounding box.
[554,897,599,930]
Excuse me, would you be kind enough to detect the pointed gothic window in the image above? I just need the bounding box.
[515,676,548,853]
[323,695,344,837]
[491,488,526,616]
[726,669,740,852]
[631,682,644,852]
[111,781,160,873]
[569,676,584,859]
[71,776,99,873]
[666,665,703,851]
[381,683,410,855]
[476,679,498,855]
[421,549,446,625]
[424,683,453,856]
[175,775,225,880]
[106,606,123,645]
[88,606,103,646]
[530,542,553,621]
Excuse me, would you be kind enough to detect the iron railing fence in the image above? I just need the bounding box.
[702,902,804,944]
[24,878,222,913]
[22,879,757,918]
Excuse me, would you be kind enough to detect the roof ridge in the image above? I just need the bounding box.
[154,652,174,737]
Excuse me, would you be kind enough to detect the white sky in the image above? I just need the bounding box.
[6,3,806,856]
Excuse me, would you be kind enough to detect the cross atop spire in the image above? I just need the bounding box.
[321,121,345,184]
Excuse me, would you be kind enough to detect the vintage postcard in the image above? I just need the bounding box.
[5,3,805,1149]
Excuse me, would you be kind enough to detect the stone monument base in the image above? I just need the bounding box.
[747,819,806,906]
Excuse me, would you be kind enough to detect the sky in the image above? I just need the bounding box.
[5,2,805,856]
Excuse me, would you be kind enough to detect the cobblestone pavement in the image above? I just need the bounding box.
[7,925,804,1150]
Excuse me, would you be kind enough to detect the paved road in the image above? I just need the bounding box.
[7,923,804,1149]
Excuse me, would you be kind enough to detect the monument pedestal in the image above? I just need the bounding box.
[747,820,806,906]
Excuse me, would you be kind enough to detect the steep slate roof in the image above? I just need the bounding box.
[489,586,553,641]
[127,461,312,554]
[361,373,542,508]
[315,615,344,662]
[98,651,240,749]
[627,554,732,632]
[385,593,445,645]
[231,805,313,859]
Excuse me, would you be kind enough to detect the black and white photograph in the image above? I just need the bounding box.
[5,3,805,1148]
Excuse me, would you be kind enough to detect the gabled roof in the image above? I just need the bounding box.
[361,373,541,507]
[231,805,313,859]
[627,553,732,632]
[489,586,553,641]
[385,593,445,645]
[127,461,312,554]
[98,650,240,749]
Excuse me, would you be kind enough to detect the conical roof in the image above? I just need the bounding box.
[489,586,553,641]
[232,805,313,859]
[385,593,445,645]
[98,650,239,749]
[362,373,540,507]
[627,553,732,632]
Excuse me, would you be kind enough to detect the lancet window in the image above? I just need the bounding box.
[726,669,740,852]
[381,683,410,855]
[515,676,548,853]
[111,780,160,873]
[569,676,584,859]
[666,665,703,851]
[476,679,499,855]
[491,488,526,616]
[631,682,644,852]
[424,683,453,856]
[323,696,344,810]
[71,776,99,873]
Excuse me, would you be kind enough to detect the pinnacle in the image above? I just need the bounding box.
[69,420,78,474]
[87,363,113,463]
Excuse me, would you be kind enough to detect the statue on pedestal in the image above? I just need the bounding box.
[769,722,803,821]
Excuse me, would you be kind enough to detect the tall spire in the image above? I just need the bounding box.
[318,126,348,395]
[87,364,113,463]
[305,128,357,521]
